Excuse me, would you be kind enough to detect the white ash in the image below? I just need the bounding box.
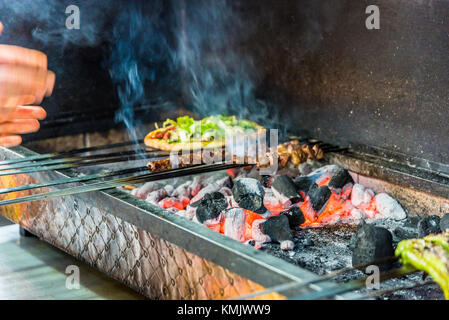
[375,193,407,220]
[203,212,224,226]
[163,184,174,197]
[219,186,233,197]
[190,183,221,203]
[252,219,270,243]
[224,208,246,242]
[271,187,293,208]
[351,184,366,207]
[172,181,191,198]
[234,177,265,197]
[280,240,294,250]
[145,189,168,205]
[263,188,281,208]
[183,205,197,220]
[363,188,375,204]
[132,181,161,199]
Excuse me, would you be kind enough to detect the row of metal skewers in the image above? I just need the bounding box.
[0,138,343,207]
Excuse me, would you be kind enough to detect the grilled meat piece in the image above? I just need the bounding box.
[395,232,449,299]
[146,141,324,172]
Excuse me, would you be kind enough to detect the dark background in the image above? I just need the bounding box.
[0,0,447,167]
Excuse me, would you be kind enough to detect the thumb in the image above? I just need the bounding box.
[0,21,3,36]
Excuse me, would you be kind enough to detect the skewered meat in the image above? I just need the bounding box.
[146,141,324,172]
[395,232,449,299]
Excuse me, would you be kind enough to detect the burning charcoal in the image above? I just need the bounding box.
[440,214,449,231]
[219,186,233,197]
[328,168,354,189]
[271,175,304,205]
[280,240,294,251]
[281,207,305,229]
[164,185,175,197]
[191,183,221,203]
[261,215,293,242]
[183,205,197,220]
[172,181,191,198]
[190,176,204,197]
[293,176,313,194]
[417,215,441,237]
[308,184,331,212]
[351,184,365,207]
[232,178,268,216]
[251,219,270,242]
[374,193,407,220]
[195,192,227,224]
[145,189,168,205]
[352,221,394,272]
[133,181,161,199]
[261,175,274,188]
[224,208,246,242]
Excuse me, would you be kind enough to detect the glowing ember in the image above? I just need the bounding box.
[129,164,406,249]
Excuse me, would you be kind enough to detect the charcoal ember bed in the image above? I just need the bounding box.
[120,159,446,300]
[260,220,445,300]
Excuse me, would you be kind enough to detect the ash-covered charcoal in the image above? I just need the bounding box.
[224,208,246,242]
[171,181,191,198]
[261,215,293,242]
[145,189,168,205]
[352,221,394,272]
[190,183,222,203]
[293,176,313,194]
[280,240,294,251]
[261,175,274,188]
[132,181,161,199]
[232,178,268,216]
[417,215,441,237]
[281,207,305,229]
[374,193,407,220]
[190,176,204,197]
[271,175,304,205]
[252,219,270,242]
[195,192,227,224]
[440,214,449,231]
[308,184,331,212]
[328,168,354,189]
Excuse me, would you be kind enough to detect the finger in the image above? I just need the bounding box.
[45,70,55,97]
[0,95,35,109]
[0,65,47,105]
[0,44,47,70]
[0,135,22,148]
[0,22,3,36]
[7,106,47,121]
[0,119,40,134]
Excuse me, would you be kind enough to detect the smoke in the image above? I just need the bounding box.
[0,0,275,138]
[173,0,272,126]
[106,1,173,142]
[0,0,108,47]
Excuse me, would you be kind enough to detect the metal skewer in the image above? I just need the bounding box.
[0,166,149,195]
[235,255,397,300]
[0,162,250,207]
[0,151,170,177]
[0,149,161,172]
[0,139,145,166]
[292,265,415,300]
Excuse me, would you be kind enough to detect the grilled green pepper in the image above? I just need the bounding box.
[395,232,449,299]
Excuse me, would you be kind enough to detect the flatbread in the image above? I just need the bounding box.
[144,123,265,151]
